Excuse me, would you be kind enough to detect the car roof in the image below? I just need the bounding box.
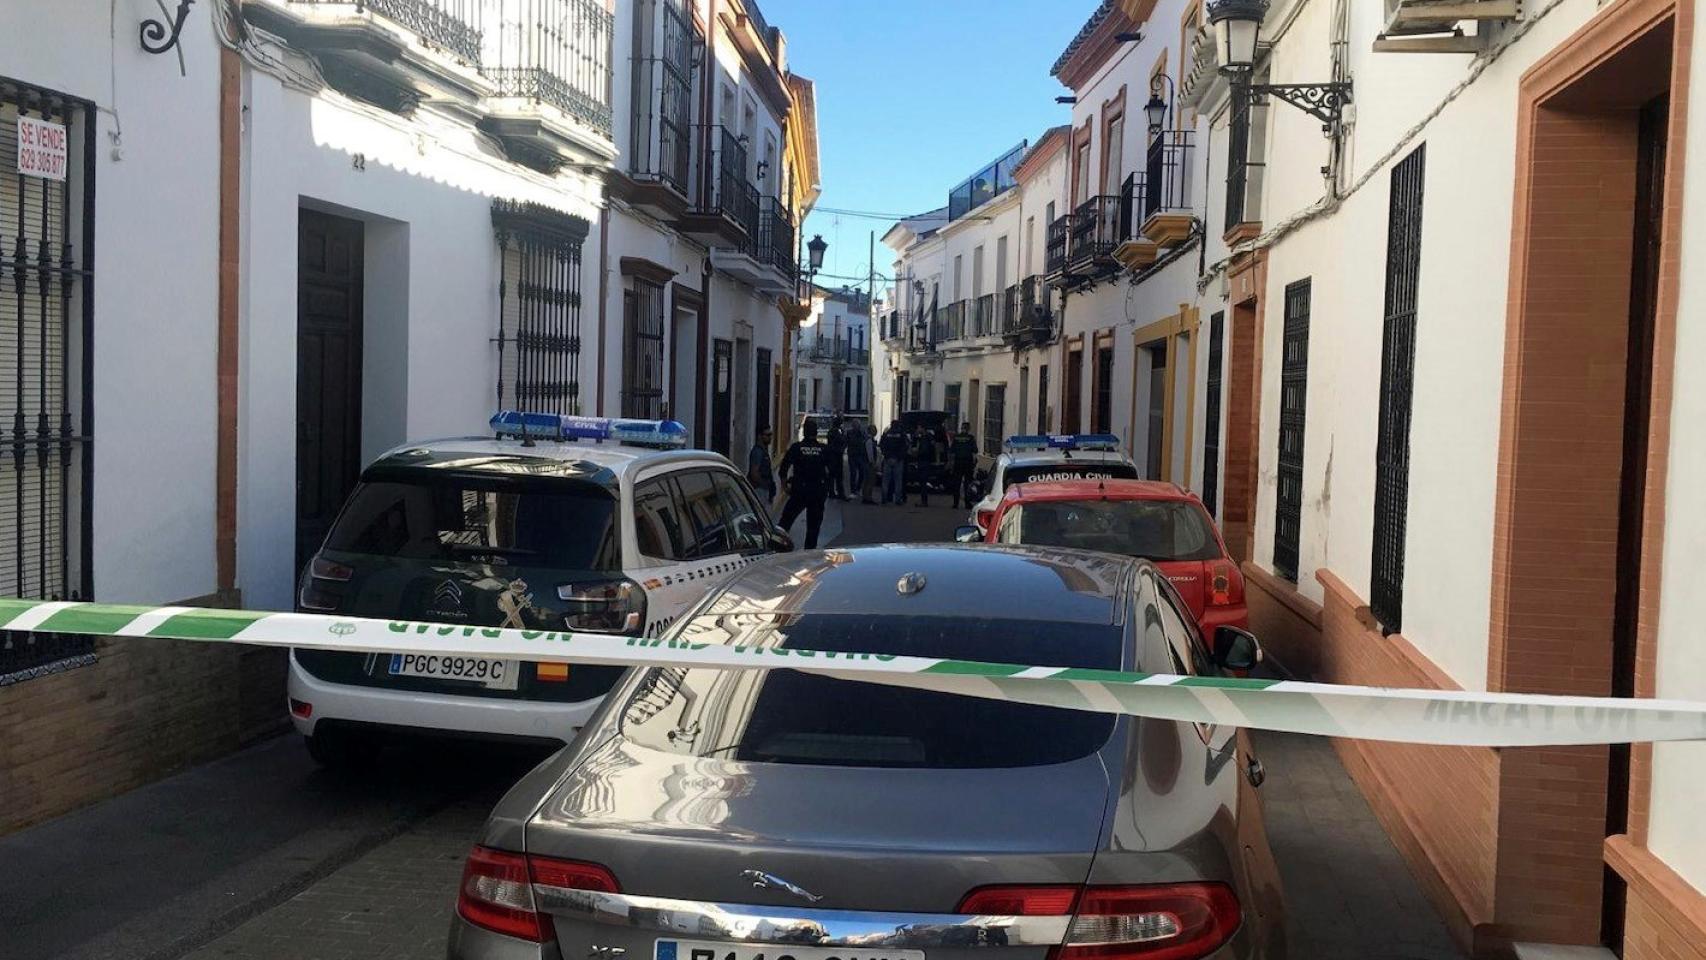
[1002,478,1197,503]
[699,543,1138,625]
[362,436,733,486]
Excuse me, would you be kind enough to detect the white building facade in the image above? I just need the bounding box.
[793,287,871,423]
[880,136,1065,462]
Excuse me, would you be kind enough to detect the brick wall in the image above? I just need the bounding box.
[1608,836,1706,960]
[0,594,286,834]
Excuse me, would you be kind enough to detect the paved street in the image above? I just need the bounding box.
[2,499,1463,960]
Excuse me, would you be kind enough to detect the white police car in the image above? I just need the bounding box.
[288,413,792,765]
[966,434,1141,534]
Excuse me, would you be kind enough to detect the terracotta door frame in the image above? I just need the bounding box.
[1487,0,1688,946]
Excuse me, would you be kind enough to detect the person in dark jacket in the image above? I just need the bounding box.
[747,426,776,506]
[824,416,847,500]
[948,422,979,509]
[778,420,833,548]
[845,419,872,504]
[879,420,909,505]
[911,424,940,508]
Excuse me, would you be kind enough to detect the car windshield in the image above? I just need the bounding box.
[1005,462,1141,485]
[1016,499,1223,562]
[324,477,620,570]
[620,614,1121,768]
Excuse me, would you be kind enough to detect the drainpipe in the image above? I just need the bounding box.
[697,258,712,446]
[595,204,609,416]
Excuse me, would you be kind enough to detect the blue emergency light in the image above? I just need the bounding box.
[1004,433,1121,453]
[490,411,689,449]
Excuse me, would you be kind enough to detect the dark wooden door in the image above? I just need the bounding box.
[755,347,772,434]
[296,210,365,577]
[711,338,732,455]
[1064,347,1083,433]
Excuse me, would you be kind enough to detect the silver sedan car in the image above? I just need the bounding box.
[448,544,1287,960]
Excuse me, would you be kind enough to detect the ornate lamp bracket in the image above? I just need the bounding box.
[141,0,196,58]
[1247,81,1352,132]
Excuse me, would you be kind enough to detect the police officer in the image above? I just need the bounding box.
[778,420,833,548]
[949,421,979,509]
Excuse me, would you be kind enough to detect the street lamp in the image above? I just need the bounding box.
[1206,0,1352,135]
[807,234,828,276]
[1144,72,1175,138]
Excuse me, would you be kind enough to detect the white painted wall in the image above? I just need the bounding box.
[1,1,224,605]
[1646,0,1706,895]
[239,70,603,608]
[1249,0,1603,691]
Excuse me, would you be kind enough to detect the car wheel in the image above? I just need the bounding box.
[304,728,379,771]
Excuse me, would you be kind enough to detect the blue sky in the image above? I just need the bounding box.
[761,0,1090,293]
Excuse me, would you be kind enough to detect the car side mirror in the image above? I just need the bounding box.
[770,527,795,552]
[953,525,982,544]
[1212,626,1264,673]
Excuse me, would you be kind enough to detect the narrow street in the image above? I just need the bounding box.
[2,498,1462,960]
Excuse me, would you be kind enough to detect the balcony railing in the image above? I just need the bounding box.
[698,125,760,238]
[1000,284,1020,334]
[288,0,485,64]
[1046,214,1072,275]
[487,0,615,137]
[1069,194,1124,266]
[1143,130,1196,221]
[1005,275,1055,346]
[971,293,996,337]
[629,0,695,195]
[757,197,796,277]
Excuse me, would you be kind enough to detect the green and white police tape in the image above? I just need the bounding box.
[3,597,1703,748]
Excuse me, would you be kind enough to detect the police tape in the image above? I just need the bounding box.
[4,597,1704,748]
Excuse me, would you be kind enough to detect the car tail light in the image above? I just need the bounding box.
[977,509,996,532]
[557,578,647,635]
[1206,560,1243,608]
[289,698,312,719]
[457,847,547,942]
[456,846,621,943]
[297,555,354,612]
[957,883,1240,960]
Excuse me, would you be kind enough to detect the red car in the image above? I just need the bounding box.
[958,478,1248,635]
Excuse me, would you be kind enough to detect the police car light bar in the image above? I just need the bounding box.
[491,412,689,449]
[1004,433,1121,453]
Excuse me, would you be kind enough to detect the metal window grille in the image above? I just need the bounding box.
[1142,130,1194,221]
[943,383,961,427]
[492,201,588,415]
[0,79,95,684]
[1371,145,1425,631]
[982,385,1005,458]
[1273,279,1311,582]
[1202,311,1224,519]
[622,279,665,418]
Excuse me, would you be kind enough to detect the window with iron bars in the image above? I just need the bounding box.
[1273,279,1311,582]
[0,79,95,684]
[622,279,666,419]
[1224,87,1268,234]
[1202,311,1224,519]
[629,0,696,194]
[493,201,588,416]
[1371,145,1425,632]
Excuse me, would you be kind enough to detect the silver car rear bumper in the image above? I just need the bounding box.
[536,888,1073,948]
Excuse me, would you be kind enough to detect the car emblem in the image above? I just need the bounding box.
[497,578,535,629]
[741,869,823,903]
[327,621,356,637]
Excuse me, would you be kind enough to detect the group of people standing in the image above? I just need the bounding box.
[748,415,987,551]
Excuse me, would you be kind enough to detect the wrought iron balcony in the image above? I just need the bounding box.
[486,0,615,137]
[1140,131,1196,245]
[1005,275,1056,347]
[250,0,489,112]
[757,196,796,279]
[880,311,910,343]
[626,0,695,205]
[686,125,760,244]
[1000,284,1020,335]
[968,294,994,337]
[1224,91,1267,234]
[1068,194,1126,272]
[1045,214,1073,276]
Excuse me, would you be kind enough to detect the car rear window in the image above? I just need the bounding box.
[325,477,619,570]
[1005,462,1140,485]
[1017,498,1222,562]
[620,615,1121,768]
